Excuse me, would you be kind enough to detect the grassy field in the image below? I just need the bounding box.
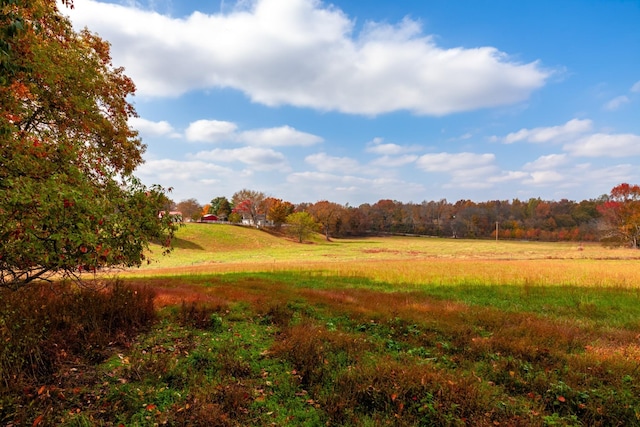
[136,223,640,290]
[3,223,640,426]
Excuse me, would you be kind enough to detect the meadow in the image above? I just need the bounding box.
[2,223,640,426]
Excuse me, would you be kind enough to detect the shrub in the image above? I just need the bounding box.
[178,301,226,331]
[0,280,156,389]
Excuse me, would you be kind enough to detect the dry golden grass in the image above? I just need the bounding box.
[112,224,640,289]
[127,257,640,289]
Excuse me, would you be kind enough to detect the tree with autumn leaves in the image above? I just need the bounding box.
[307,200,344,241]
[265,197,295,229]
[0,1,177,289]
[597,183,640,249]
[231,189,266,226]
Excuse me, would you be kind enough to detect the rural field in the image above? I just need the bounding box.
[3,223,640,426]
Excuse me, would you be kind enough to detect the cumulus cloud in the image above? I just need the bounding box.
[135,158,271,204]
[305,152,361,173]
[286,171,425,204]
[365,137,421,155]
[185,120,238,142]
[564,133,640,157]
[236,125,323,146]
[416,152,495,172]
[580,164,637,187]
[522,154,568,171]
[66,0,550,116]
[184,120,322,146]
[631,81,640,93]
[136,158,232,181]
[487,171,528,183]
[189,146,289,170]
[603,95,630,111]
[129,117,180,138]
[370,155,418,167]
[523,170,565,185]
[416,152,498,189]
[499,118,592,144]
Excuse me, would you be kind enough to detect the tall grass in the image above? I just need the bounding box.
[0,280,155,388]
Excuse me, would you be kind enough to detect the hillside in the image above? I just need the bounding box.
[142,223,307,269]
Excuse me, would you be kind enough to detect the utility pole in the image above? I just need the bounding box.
[496,221,499,242]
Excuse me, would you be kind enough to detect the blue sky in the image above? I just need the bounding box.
[65,0,640,206]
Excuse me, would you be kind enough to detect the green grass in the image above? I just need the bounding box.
[179,270,640,329]
[3,224,640,426]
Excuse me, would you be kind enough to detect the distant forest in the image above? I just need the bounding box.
[184,185,640,244]
[191,193,605,242]
[301,197,602,241]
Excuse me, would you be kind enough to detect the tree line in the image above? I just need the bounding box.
[171,184,640,247]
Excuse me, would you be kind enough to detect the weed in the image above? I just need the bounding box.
[257,302,295,327]
[177,300,227,331]
[0,280,155,389]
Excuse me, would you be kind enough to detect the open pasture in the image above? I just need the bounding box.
[113,224,640,425]
[4,223,640,426]
[135,223,640,290]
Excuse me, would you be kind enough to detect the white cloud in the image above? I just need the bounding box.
[581,163,637,187]
[185,120,238,142]
[184,121,323,146]
[564,133,640,157]
[129,117,180,138]
[189,146,289,170]
[286,171,425,204]
[136,158,233,181]
[67,0,550,116]
[416,152,498,189]
[236,125,323,146]
[305,152,361,173]
[603,95,630,111]
[500,118,592,144]
[522,154,568,171]
[523,170,565,185]
[631,81,640,93]
[370,155,418,167]
[135,158,275,204]
[366,138,402,155]
[366,137,421,155]
[415,152,495,172]
[487,171,528,183]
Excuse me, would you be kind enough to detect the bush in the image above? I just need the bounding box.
[177,301,227,331]
[0,280,156,389]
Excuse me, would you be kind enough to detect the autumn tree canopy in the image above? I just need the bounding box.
[598,183,640,248]
[0,0,177,289]
[176,198,203,222]
[307,200,344,241]
[232,189,266,226]
[265,197,294,229]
